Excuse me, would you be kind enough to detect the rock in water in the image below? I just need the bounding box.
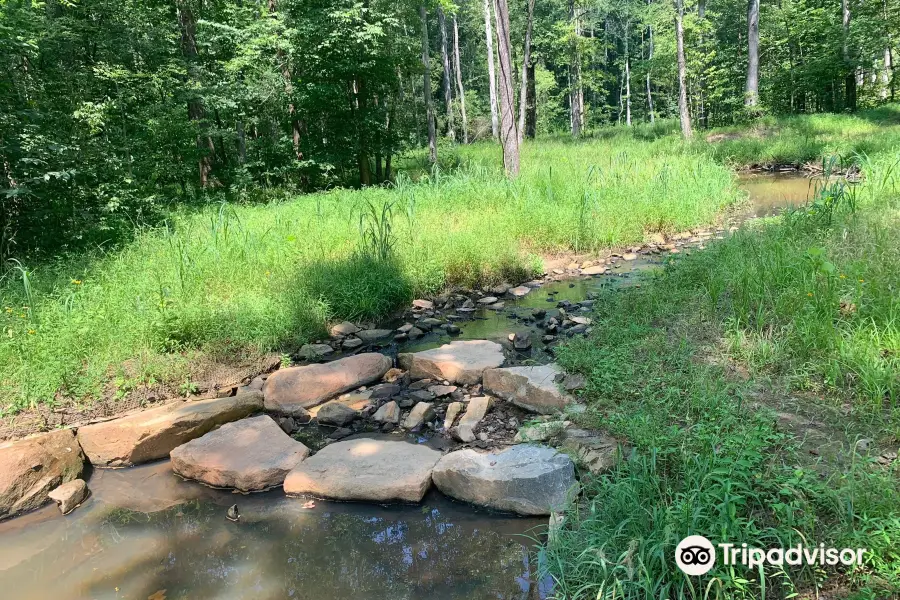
[483,364,573,414]
[77,392,263,467]
[170,415,310,492]
[330,321,360,336]
[508,286,531,297]
[226,504,240,522]
[399,340,505,384]
[263,353,391,414]
[48,479,89,515]
[431,445,578,515]
[0,429,85,519]
[456,397,492,442]
[315,402,359,427]
[284,438,443,503]
[443,402,465,429]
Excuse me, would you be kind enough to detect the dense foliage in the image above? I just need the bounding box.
[2,0,898,257]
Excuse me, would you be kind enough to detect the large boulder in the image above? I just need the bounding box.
[483,364,573,414]
[399,340,505,385]
[170,415,309,492]
[0,429,85,519]
[284,438,442,503]
[77,392,263,467]
[263,353,391,415]
[431,445,577,515]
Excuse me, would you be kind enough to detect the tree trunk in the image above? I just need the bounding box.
[452,15,469,143]
[437,7,455,140]
[745,0,760,107]
[177,0,214,187]
[646,0,655,123]
[675,0,693,138]
[268,0,303,160]
[237,119,246,164]
[518,0,534,145]
[421,5,437,163]
[698,0,708,125]
[625,24,632,126]
[569,1,584,136]
[525,60,537,138]
[842,0,856,110]
[493,0,520,175]
[484,0,500,139]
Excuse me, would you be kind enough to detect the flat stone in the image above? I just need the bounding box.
[263,353,391,414]
[477,296,498,304]
[444,402,465,429]
[581,265,606,276]
[342,337,364,350]
[622,252,638,261]
[457,396,492,442]
[284,438,443,503]
[48,479,89,515]
[408,327,425,339]
[370,384,401,400]
[561,428,624,475]
[399,340,505,385]
[0,429,85,519]
[78,393,263,467]
[428,385,458,397]
[372,401,401,424]
[356,329,394,344]
[315,402,359,427]
[432,445,578,515]
[508,286,531,297]
[562,374,586,392]
[330,321,360,336]
[570,316,592,325]
[403,402,435,430]
[419,318,443,330]
[170,415,309,492]
[513,421,568,443]
[299,343,334,360]
[483,365,573,414]
[412,299,434,310]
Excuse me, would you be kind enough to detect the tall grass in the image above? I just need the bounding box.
[0,134,737,414]
[545,144,900,600]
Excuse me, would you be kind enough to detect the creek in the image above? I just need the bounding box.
[0,172,813,600]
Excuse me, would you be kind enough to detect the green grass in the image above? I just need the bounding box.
[0,134,738,414]
[544,141,900,599]
[701,104,900,168]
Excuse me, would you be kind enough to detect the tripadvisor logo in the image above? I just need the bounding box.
[675,535,868,576]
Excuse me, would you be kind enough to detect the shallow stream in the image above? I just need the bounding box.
[0,172,815,600]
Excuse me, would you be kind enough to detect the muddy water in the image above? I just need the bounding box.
[0,461,547,600]
[0,173,810,600]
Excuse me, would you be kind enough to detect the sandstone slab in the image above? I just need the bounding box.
[457,396,492,442]
[400,340,505,385]
[263,353,391,414]
[483,364,573,414]
[432,445,577,515]
[0,429,85,519]
[48,479,89,515]
[170,415,310,492]
[77,393,263,467]
[284,438,442,503]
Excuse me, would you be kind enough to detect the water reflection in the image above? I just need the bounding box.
[0,462,546,600]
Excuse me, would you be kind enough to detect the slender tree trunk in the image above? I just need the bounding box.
[885,0,896,100]
[177,0,214,187]
[452,15,469,143]
[493,0,520,175]
[625,24,632,126]
[646,0,655,123]
[569,1,583,136]
[484,0,500,139]
[675,0,693,138]
[745,0,760,107]
[518,0,535,145]
[268,0,303,160]
[525,60,537,138]
[698,0,708,125]
[437,7,455,140]
[421,5,437,163]
[842,0,856,110]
